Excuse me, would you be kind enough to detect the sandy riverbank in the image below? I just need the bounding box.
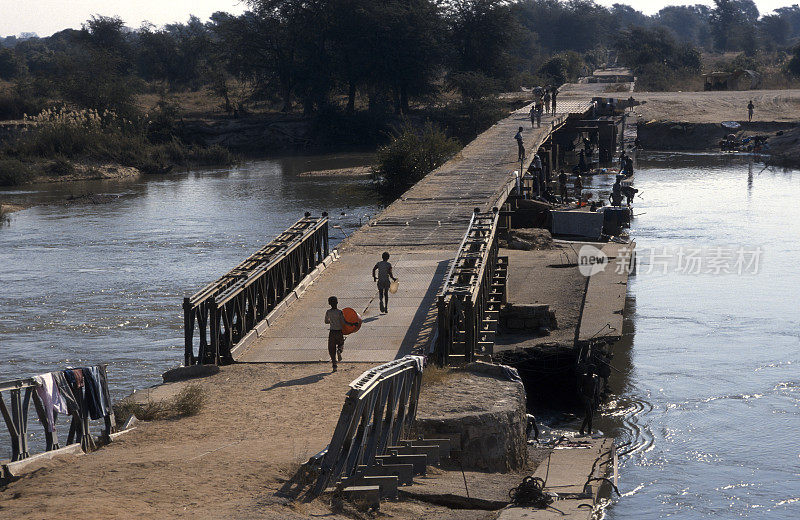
[298,165,372,177]
[632,89,800,123]
[0,363,553,520]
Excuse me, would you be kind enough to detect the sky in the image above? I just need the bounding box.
[0,0,796,38]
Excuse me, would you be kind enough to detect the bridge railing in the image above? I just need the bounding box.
[435,208,505,365]
[184,214,329,365]
[308,356,424,498]
[0,365,115,465]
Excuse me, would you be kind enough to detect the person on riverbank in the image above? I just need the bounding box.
[578,150,588,174]
[373,252,397,314]
[532,153,543,196]
[625,155,634,177]
[578,365,600,436]
[324,296,345,371]
[622,184,638,206]
[574,175,583,203]
[558,170,568,202]
[515,127,525,161]
[747,99,754,122]
[610,177,623,207]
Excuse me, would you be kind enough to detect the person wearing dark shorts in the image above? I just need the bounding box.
[372,252,397,314]
[324,296,345,371]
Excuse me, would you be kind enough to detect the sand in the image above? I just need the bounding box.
[0,363,366,519]
[0,363,539,519]
[298,166,372,177]
[631,89,800,123]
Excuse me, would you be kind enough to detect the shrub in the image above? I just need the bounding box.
[447,71,500,102]
[113,383,205,426]
[372,121,461,198]
[48,156,75,175]
[0,90,45,121]
[3,106,236,172]
[190,144,236,166]
[0,158,31,186]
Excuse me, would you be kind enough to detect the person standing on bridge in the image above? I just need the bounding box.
[373,252,397,314]
[544,89,551,115]
[515,126,525,161]
[550,86,559,115]
[325,296,345,371]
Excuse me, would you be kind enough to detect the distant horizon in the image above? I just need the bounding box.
[0,0,797,39]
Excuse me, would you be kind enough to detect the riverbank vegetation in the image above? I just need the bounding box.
[113,384,205,426]
[372,122,461,197]
[2,1,800,188]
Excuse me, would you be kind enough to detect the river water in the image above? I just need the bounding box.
[0,153,378,403]
[1,152,798,517]
[597,153,800,519]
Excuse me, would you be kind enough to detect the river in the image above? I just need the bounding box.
[1,152,798,517]
[597,153,800,519]
[0,153,379,402]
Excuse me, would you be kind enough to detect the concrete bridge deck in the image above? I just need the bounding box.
[238,101,593,364]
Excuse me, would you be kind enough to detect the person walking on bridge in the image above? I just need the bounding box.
[544,89,551,115]
[515,127,525,161]
[324,296,345,371]
[373,252,397,314]
[747,99,754,122]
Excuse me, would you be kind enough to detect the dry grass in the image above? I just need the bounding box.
[113,383,205,426]
[421,365,457,388]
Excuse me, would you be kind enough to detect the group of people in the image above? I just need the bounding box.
[324,252,397,371]
[528,85,559,128]
[557,169,583,204]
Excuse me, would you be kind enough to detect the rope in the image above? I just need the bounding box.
[585,476,621,497]
[508,476,553,509]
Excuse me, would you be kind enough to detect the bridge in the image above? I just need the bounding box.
[176,78,631,368]
[221,99,606,366]
[0,73,632,517]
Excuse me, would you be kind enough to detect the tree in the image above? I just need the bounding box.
[614,26,701,72]
[655,5,712,48]
[449,0,519,82]
[759,14,790,51]
[709,0,759,52]
[0,48,22,80]
[787,44,800,76]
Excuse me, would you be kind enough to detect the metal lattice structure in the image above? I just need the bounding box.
[183,214,329,365]
[309,356,424,498]
[435,208,508,365]
[0,365,115,465]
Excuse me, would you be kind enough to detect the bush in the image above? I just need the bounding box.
[447,71,500,102]
[189,144,236,166]
[113,383,205,426]
[0,158,31,186]
[47,156,75,175]
[0,85,45,121]
[372,121,461,198]
[2,106,236,173]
